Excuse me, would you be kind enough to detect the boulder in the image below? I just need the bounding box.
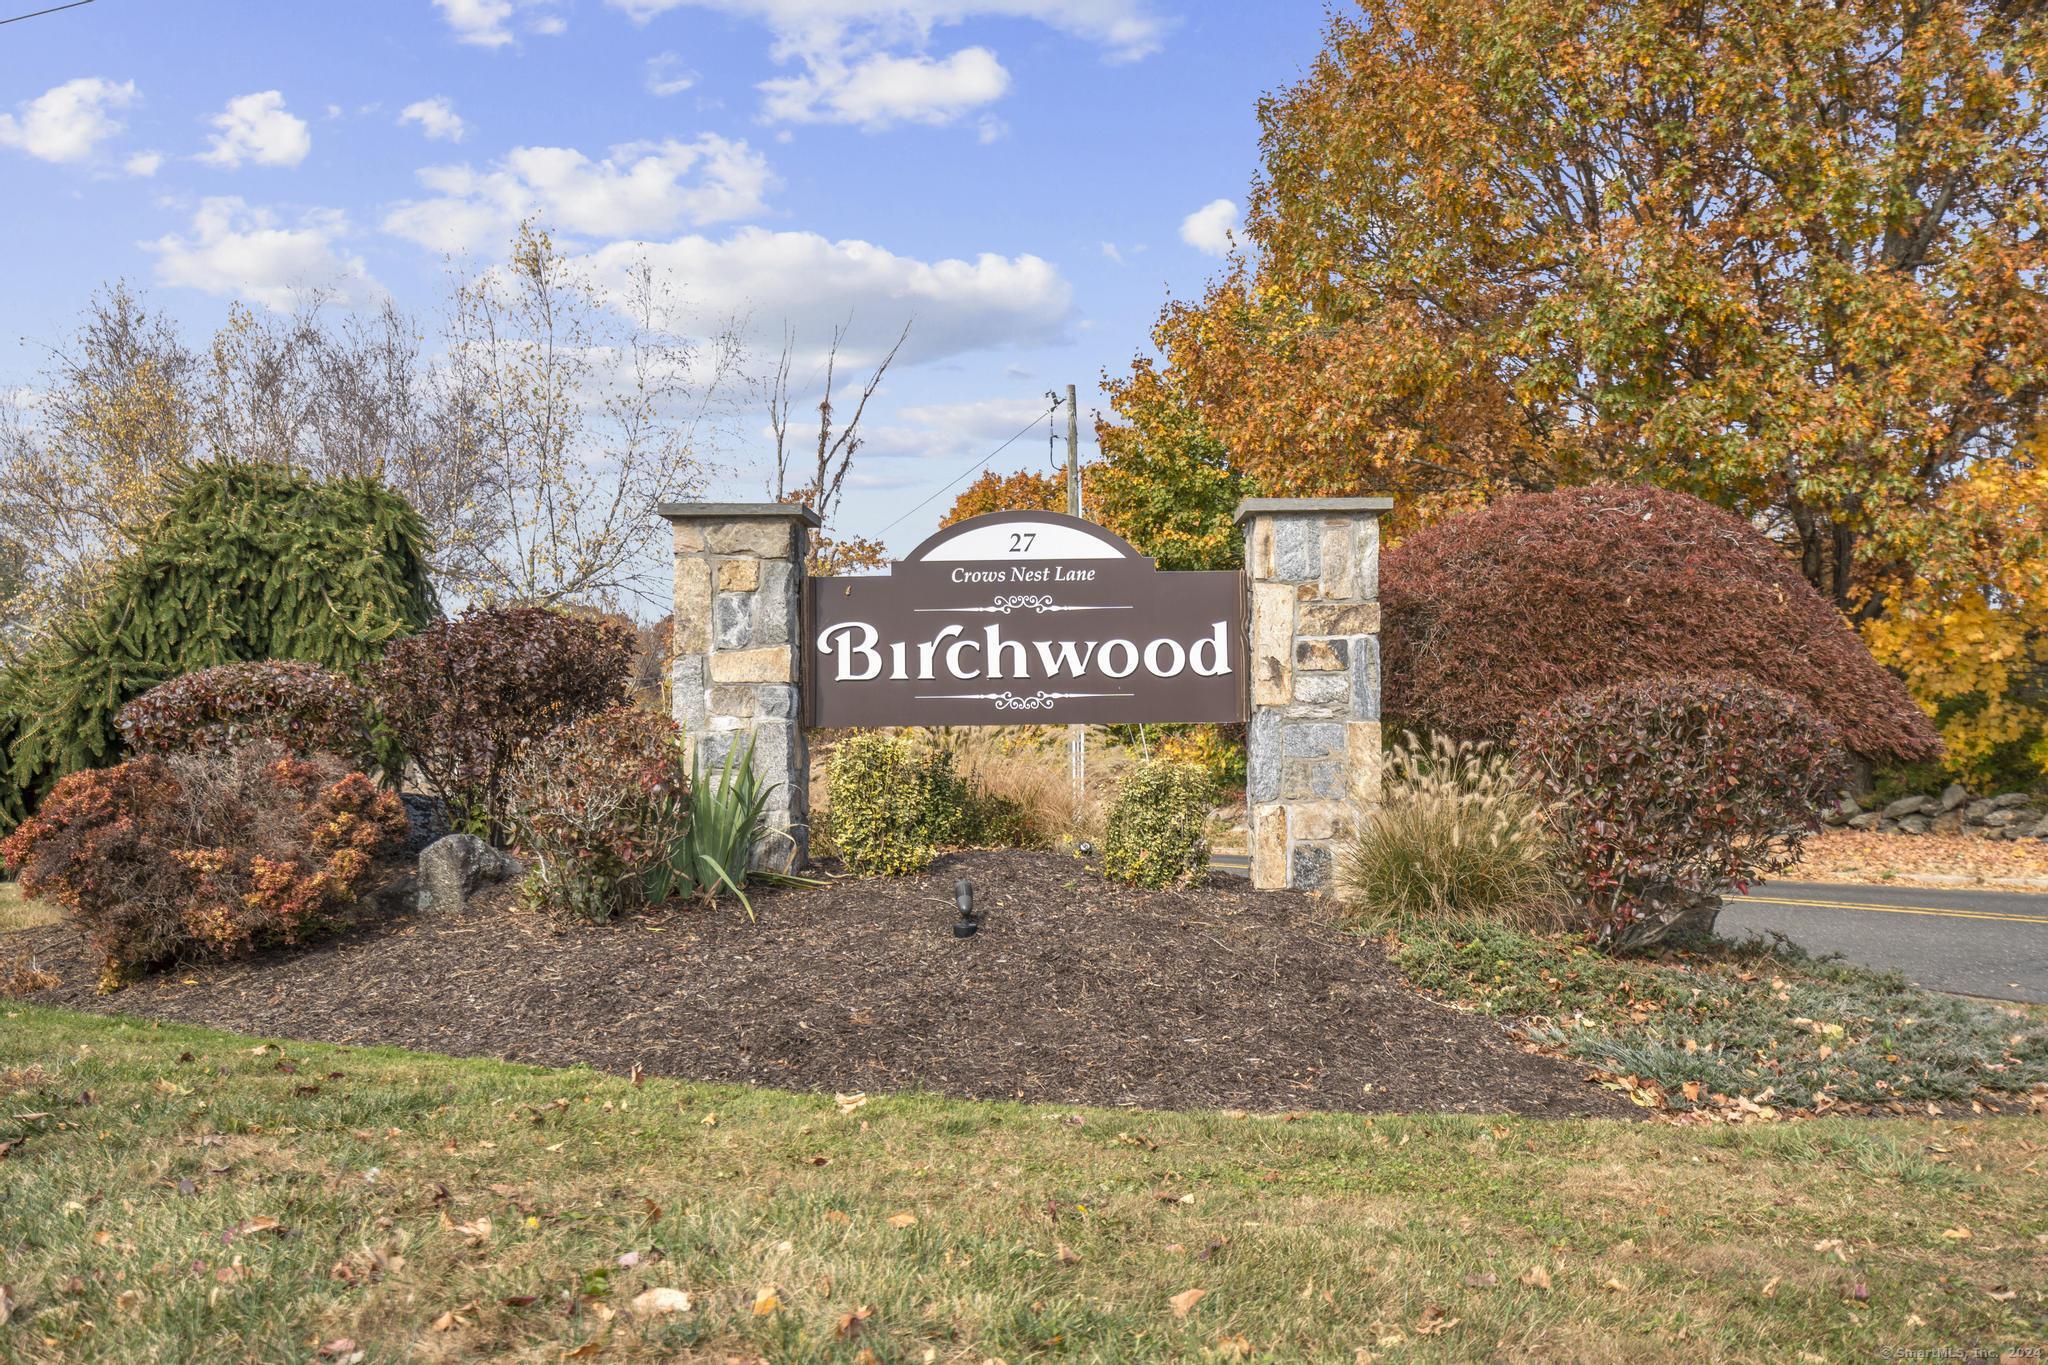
[1980,809,2024,829]
[1847,812,1883,831]
[1931,810,1965,835]
[1963,799,1997,822]
[400,793,451,855]
[417,833,519,916]
[1991,791,2034,809]
[1882,794,1932,818]
[1937,783,1971,812]
[1896,815,1931,835]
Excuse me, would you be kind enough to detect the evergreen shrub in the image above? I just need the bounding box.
[825,731,978,876]
[1102,760,1213,888]
[0,463,434,830]
[0,743,406,985]
[118,660,373,768]
[373,606,636,844]
[1382,485,1939,765]
[1515,674,1847,949]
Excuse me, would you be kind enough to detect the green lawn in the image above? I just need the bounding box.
[0,1005,2042,1361]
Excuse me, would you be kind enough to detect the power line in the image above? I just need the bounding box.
[876,395,1064,538]
[0,0,94,26]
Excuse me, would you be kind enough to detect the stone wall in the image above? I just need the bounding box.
[1237,497,1392,890]
[661,502,818,869]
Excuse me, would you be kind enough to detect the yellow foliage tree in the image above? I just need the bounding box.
[1864,456,2048,787]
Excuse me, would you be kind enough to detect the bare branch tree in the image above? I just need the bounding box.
[764,319,910,571]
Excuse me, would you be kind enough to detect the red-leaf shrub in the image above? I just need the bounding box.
[1382,485,1940,765]
[504,707,687,923]
[1514,674,1847,949]
[372,607,636,843]
[118,661,374,768]
[0,744,407,984]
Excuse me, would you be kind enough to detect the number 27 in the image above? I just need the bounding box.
[1009,532,1036,552]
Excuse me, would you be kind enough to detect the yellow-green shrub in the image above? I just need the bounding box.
[1102,760,1213,888]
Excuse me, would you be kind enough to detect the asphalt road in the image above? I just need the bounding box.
[1720,880,2048,1005]
[1211,856,2048,1004]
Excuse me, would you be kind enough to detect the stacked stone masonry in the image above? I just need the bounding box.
[662,503,817,870]
[1238,498,1391,890]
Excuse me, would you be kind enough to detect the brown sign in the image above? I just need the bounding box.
[805,511,1246,727]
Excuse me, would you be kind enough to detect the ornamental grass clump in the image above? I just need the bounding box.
[0,743,406,986]
[1340,733,1561,928]
[1102,759,1213,888]
[1515,674,1847,950]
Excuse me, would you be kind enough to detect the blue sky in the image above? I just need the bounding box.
[1,0,1321,554]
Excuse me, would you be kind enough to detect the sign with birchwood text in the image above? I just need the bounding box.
[804,511,1246,727]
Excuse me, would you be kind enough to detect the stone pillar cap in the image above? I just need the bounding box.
[658,501,822,527]
[1234,496,1393,524]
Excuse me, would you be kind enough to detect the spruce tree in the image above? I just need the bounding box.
[0,462,435,828]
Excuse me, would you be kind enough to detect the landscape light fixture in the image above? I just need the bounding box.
[952,878,981,938]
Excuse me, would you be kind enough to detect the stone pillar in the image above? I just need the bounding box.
[1237,497,1391,891]
[659,502,819,870]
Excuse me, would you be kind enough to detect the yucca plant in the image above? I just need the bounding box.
[645,733,818,918]
[1340,733,1561,928]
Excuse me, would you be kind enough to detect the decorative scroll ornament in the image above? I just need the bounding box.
[914,594,1131,616]
[913,690,1135,710]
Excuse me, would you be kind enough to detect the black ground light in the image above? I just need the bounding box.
[952,878,981,937]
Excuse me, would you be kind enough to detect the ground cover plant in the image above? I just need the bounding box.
[373,606,636,845]
[1392,917,2048,1117]
[0,744,406,987]
[1380,486,1940,765]
[1,1005,2043,1361]
[1516,674,1846,946]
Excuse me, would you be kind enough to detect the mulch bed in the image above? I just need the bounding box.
[9,849,1631,1119]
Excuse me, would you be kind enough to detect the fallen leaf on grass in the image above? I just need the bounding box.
[834,1305,874,1341]
[316,1341,363,1363]
[232,1216,286,1239]
[502,1294,538,1308]
[1213,1333,1254,1358]
[1519,1267,1551,1290]
[1055,1243,1082,1264]
[630,1288,692,1316]
[752,1288,781,1316]
[1602,1278,1629,1292]
[563,1339,606,1359]
[1461,1273,1497,1289]
[448,1215,492,1244]
[887,1212,918,1229]
[1414,1308,1459,1336]
[114,1289,145,1312]
[1169,1288,1207,1318]
[1941,1226,1971,1240]
[824,1210,852,1227]
[699,1113,718,1128]
[0,1285,15,1326]
[1985,1286,2017,1302]
[834,1092,868,1116]
[1761,1276,1781,1298]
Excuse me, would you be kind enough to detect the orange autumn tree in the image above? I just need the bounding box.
[941,467,1070,528]
[1122,0,2048,776]
[1150,0,2048,609]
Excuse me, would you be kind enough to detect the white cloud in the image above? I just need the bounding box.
[605,0,1167,61]
[123,150,163,177]
[645,52,698,96]
[1099,241,1122,264]
[144,197,379,312]
[399,96,467,142]
[433,0,566,45]
[869,394,1067,461]
[761,46,1009,128]
[577,227,1073,368]
[200,91,311,168]
[383,134,775,254]
[1179,197,1238,256]
[605,1,1165,130]
[0,77,137,164]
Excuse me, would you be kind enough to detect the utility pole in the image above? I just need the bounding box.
[1065,383,1085,829]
